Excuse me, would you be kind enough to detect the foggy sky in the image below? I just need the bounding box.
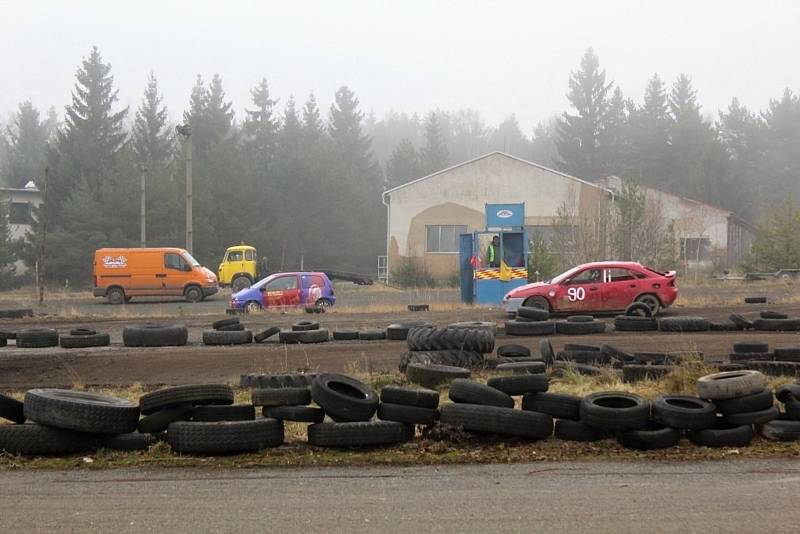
[1,0,799,132]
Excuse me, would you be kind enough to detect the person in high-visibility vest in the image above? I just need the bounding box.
[487,235,500,268]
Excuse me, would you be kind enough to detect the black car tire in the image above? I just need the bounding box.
[614,316,658,332]
[516,306,549,321]
[448,379,514,408]
[725,406,779,425]
[688,421,754,447]
[0,423,97,455]
[139,384,234,415]
[137,403,195,434]
[254,326,281,343]
[167,419,284,453]
[59,333,111,349]
[0,393,26,424]
[311,374,378,422]
[554,419,608,442]
[405,363,471,388]
[263,405,325,423]
[440,403,553,439]
[377,403,438,426]
[555,321,606,335]
[123,324,188,347]
[202,329,253,345]
[251,387,311,407]
[759,420,800,441]
[522,392,581,420]
[292,320,319,332]
[658,316,710,332]
[332,330,360,341]
[16,328,59,348]
[505,320,556,336]
[24,388,139,434]
[486,373,549,396]
[212,317,240,329]
[497,344,531,358]
[101,432,157,451]
[379,386,439,409]
[308,420,413,447]
[714,388,774,415]
[653,395,717,430]
[495,361,546,374]
[625,302,653,317]
[618,422,681,450]
[580,392,650,431]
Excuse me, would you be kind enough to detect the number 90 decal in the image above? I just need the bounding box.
[567,287,586,302]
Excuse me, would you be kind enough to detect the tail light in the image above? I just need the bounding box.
[669,280,676,287]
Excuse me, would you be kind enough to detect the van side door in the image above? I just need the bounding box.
[163,252,191,295]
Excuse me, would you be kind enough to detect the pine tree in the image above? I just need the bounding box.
[420,111,449,175]
[132,71,172,166]
[2,101,51,187]
[556,48,613,180]
[629,74,671,185]
[244,77,278,161]
[666,74,728,202]
[598,86,630,176]
[57,46,128,195]
[302,93,324,146]
[718,98,765,217]
[761,89,800,203]
[386,138,420,188]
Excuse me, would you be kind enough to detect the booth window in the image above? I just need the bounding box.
[9,202,33,224]
[426,225,467,253]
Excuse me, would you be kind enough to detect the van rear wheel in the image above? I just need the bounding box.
[231,276,252,292]
[185,286,203,303]
[107,288,125,305]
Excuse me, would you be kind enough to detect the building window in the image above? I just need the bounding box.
[680,238,711,261]
[426,225,467,253]
[9,202,33,225]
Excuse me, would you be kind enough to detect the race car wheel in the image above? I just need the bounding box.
[245,301,262,313]
[523,296,550,312]
[315,298,333,308]
[635,294,661,316]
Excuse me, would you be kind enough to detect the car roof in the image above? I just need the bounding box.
[577,261,646,270]
[269,271,328,277]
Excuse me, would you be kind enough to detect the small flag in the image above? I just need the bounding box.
[499,260,512,281]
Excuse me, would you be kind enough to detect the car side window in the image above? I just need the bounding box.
[607,268,637,283]
[244,250,255,261]
[266,276,297,291]
[566,269,602,285]
[164,253,182,270]
[228,251,243,262]
[310,275,324,287]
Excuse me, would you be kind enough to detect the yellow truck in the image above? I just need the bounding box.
[218,244,260,292]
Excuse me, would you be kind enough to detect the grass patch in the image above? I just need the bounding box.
[2,362,800,470]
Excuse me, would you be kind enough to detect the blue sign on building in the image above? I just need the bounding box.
[485,203,525,229]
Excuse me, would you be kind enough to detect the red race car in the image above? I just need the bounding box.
[503,261,678,315]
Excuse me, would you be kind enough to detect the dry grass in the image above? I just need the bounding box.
[2,363,800,470]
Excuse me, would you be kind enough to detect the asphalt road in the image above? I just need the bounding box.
[1,460,798,533]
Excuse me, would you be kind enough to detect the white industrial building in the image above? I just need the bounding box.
[0,180,41,274]
[381,152,753,281]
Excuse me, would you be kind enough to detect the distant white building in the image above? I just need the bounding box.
[1,180,42,274]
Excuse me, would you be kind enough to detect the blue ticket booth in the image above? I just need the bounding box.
[460,203,529,305]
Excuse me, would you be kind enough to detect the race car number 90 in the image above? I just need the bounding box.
[567,287,585,302]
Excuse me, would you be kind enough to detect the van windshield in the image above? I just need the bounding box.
[182,253,200,267]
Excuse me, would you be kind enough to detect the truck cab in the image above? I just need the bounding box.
[218,244,258,292]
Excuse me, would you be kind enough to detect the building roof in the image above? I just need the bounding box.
[382,151,611,199]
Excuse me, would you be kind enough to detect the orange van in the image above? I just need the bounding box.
[93,247,219,304]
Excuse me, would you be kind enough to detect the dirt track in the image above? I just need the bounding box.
[2,290,800,389]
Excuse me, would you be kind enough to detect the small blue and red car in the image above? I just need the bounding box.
[230,271,336,313]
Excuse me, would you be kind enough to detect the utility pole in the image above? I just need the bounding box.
[37,167,49,304]
[139,165,147,248]
[176,124,193,254]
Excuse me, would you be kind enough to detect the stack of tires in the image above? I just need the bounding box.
[279,321,329,344]
[0,389,140,455]
[493,343,546,371]
[239,372,317,389]
[752,310,800,332]
[440,375,553,440]
[253,379,324,425]
[400,326,495,385]
[59,327,111,349]
[692,370,777,446]
[139,383,284,454]
[727,341,800,377]
[505,305,555,336]
[620,349,680,383]
[308,374,413,447]
[123,324,188,347]
[614,303,658,332]
[202,317,253,346]
[555,315,606,335]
